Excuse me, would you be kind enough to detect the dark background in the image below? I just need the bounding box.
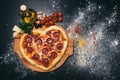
[0,0,120,80]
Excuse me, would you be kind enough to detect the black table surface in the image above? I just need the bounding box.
[0,0,120,80]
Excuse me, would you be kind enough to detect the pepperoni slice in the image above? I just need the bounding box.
[35,38,42,45]
[42,58,49,67]
[33,53,40,60]
[42,48,49,54]
[50,52,58,59]
[26,36,32,43]
[27,47,33,53]
[53,31,60,38]
[56,43,63,50]
[46,38,53,44]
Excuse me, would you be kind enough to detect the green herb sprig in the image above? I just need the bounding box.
[19,22,33,34]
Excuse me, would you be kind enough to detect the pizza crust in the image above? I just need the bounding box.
[16,24,73,71]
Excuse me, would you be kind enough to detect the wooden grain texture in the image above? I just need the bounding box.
[14,37,73,72]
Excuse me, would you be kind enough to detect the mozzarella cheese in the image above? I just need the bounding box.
[12,25,23,38]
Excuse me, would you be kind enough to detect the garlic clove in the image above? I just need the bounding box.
[12,25,23,33]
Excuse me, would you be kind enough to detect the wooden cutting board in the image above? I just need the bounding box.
[14,37,73,72]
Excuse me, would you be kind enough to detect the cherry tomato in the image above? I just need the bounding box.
[49,21,55,25]
[52,12,58,17]
[38,20,41,24]
[44,17,49,22]
[58,17,63,22]
[40,20,45,25]
[57,12,62,17]
[48,16,53,20]
[45,22,50,27]
[52,18,58,23]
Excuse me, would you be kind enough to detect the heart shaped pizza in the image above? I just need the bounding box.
[19,24,68,71]
[13,5,73,72]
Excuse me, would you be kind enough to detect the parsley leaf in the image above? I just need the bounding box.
[19,22,33,34]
